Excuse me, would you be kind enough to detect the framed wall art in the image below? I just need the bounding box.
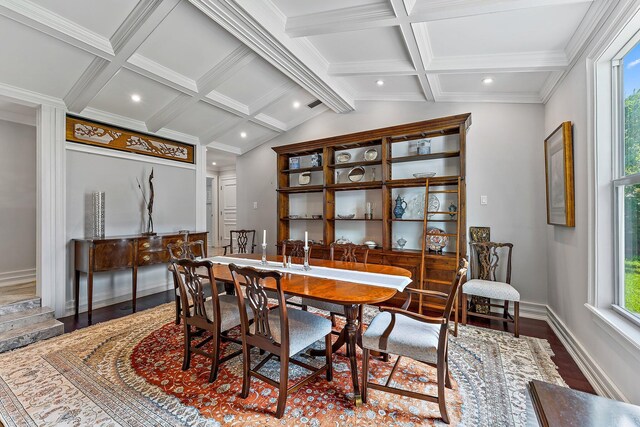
[544,121,575,227]
[66,115,195,164]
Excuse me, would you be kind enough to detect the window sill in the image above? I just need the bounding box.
[584,303,640,363]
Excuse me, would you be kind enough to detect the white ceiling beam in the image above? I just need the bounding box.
[252,114,286,132]
[0,0,114,58]
[328,60,418,76]
[389,0,432,101]
[64,0,181,113]
[426,51,569,73]
[407,0,594,22]
[284,3,397,38]
[205,141,242,154]
[189,0,355,113]
[145,46,255,132]
[125,53,199,93]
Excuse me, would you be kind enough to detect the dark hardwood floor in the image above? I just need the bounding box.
[58,291,595,395]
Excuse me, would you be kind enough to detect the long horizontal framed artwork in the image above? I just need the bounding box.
[66,115,195,164]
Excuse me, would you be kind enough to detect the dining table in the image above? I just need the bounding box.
[205,253,412,406]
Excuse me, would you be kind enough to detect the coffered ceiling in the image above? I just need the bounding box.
[0,0,612,156]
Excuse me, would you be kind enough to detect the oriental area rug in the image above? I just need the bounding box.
[0,303,565,426]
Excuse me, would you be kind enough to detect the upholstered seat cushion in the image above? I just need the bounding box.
[463,279,520,302]
[300,297,345,315]
[362,311,440,364]
[250,308,332,356]
[202,294,254,332]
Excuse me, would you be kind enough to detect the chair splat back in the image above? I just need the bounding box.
[174,259,218,326]
[330,242,369,264]
[282,239,308,259]
[168,240,205,260]
[224,230,256,255]
[470,242,513,283]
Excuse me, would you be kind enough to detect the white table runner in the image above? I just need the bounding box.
[206,256,412,292]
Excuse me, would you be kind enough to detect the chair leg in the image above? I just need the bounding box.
[445,352,452,389]
[275,355,289,418]
[182,324,192,371]
[208,331,221,383]
[241,342,251,399]
[503,300,509,319]
[325,334,333,381]
[453,291,459,337]
[437,359,450,424]
[362,348,370,404]
[514,302,520,338]
[330,313,337,327]
[461,292,468,326]
[174,295,181,325]
[301,304,308,311]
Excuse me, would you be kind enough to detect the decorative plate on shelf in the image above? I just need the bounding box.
[336,152,351,163]
[348,166,365,182]
[426,227,449,251]
[364,148,378,161]
[413,172,436,178]
[427,194,440,218]
[409,194,439,219]
[337,214,355,219]
[298,172,311,185]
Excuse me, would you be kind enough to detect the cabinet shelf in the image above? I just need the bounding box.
[328,160,381,169]
[389,218,457,223]
[386,176,460,188]
[326,181,383,191]
[330,218,382,221]
[389,151,460,164]
[277,185,324,193]
[281,166,323,173]
[281,217,323,221]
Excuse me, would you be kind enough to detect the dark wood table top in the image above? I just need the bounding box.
[74,231,207,242]
[528,380,640,427]
[210,254,411,306]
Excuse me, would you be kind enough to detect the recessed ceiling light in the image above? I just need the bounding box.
[376,79,385,86]
[211,161,217,166]
[482,77,494,85]
[240,131,247,138]
[131,94,141,102]
[293,101,301,108]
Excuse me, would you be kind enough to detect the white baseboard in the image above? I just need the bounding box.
[546,306,627,401]
[64,281,174,317]
[0,268,36,287]
[520,301,548,321]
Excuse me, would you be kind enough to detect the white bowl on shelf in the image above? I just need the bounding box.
[413,172,436,178]
[363,240,376,249]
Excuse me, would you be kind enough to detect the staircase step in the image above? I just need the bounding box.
[0,319,63,353]
[0,307,55,333]
[0,296,41,316]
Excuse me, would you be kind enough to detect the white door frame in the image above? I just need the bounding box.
[219,174,237,250]
[0,84,67,317]
[206,174,219,247]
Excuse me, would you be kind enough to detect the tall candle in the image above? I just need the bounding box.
[263,229,266,245]
[305,231,308,248]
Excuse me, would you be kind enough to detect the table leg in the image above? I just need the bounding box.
[74,270,80,318]
[344,304,362,406]
[132,265,137,313]
[87,270,93,325]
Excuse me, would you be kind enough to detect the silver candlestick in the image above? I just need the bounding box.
[261,243,267,265]
[303,247,311,271]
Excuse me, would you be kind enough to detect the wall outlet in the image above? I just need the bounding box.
[253,201,258,209]
[480,195,488,205]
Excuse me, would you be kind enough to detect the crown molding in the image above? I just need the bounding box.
[64,0,181,113]
[284,3,397,38]
[427,74,543,103]
[204,141,242,154]
[328,60,418,76]
[539,71,564,103]
[0,109,36,126]
[0,82,66,109]
[565,0,616,67]
[0,0,114,58]
[188,0,355,113]
[125,53,198,93]
[426,51,569,73]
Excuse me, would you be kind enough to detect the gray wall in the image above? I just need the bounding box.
[66,150,196,313]
[236,101,549,306]
[0,119,36,281]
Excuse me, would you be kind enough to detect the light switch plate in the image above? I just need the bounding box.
[480,195,488,205]
[253,202,258,209]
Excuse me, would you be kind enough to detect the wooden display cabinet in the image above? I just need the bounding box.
[273,113,471,312]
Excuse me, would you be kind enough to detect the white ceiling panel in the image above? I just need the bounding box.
[136,1,243,81]
[258,87,317,124]
[206,148,236,169]
[340,75,422,95]
[165,101,241,136]
[438,72,551,94]
[0,17,95,98]
[272,0,380,17]
[88,69,181,122]
[214,58,291,107]
[29,0,139,39]
[215,121,279,150]
[426,3,591,57]
[308,26,410,63]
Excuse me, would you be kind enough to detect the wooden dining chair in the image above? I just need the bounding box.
[361,259,468,424]
[173,258,251,382]
[223,229,256,255]
[168,240,208,325]
[301,242,369,337]
[229,263,333,419]
[281,239,309,259]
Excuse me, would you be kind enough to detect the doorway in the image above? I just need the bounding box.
[219,174,237,249]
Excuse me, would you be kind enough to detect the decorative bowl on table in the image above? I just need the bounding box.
[413,172,436,178]
[337,214,356,219]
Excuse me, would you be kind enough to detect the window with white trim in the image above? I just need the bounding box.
[613,41,640,322]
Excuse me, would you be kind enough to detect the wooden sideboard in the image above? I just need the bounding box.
[74,231,207,323]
